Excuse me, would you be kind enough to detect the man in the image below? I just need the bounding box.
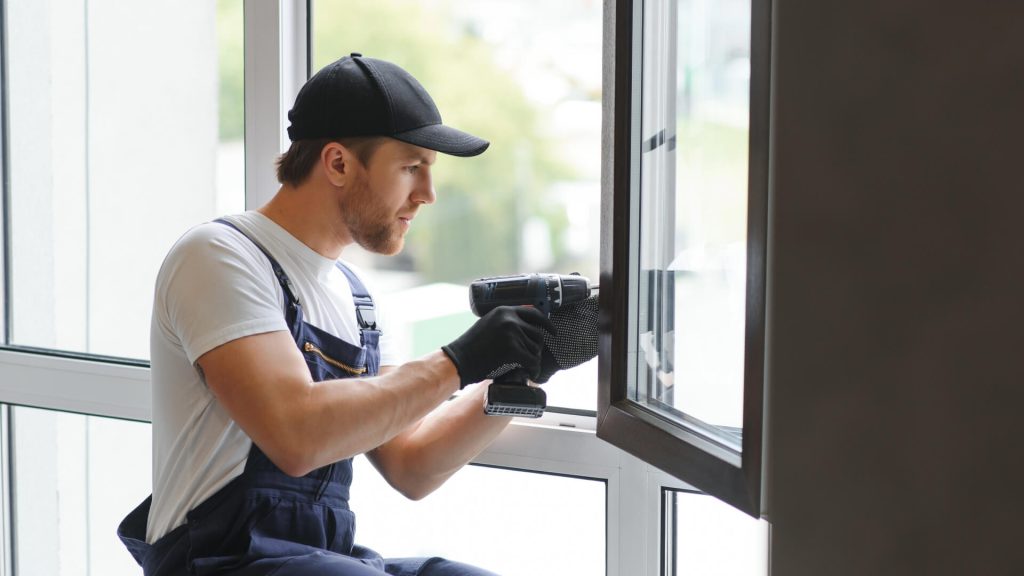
[118,53,559,576]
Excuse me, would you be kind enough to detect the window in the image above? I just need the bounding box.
[11,406,151,576]
[312,0,603,412]
[665,489,768,575]
[0,0,242,572]
[598,0,771,515]
[0,2,771,575]
[4,0,244,359]
[352,458,606,576]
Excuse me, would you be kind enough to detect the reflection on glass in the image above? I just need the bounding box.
[6,0,244,359]
[670,490,768,575]
[313,0,602,411]
[636,0,750,439]
[12,406,152,576]
[352,457,606,575]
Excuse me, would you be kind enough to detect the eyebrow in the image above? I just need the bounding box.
[402,150,436,165]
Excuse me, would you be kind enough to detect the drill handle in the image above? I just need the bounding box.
[484,368,547,418]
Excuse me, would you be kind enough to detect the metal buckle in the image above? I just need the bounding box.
[356,305,377,330]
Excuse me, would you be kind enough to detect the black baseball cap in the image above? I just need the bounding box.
[286,53,489,157]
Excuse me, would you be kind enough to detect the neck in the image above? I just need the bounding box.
[257,182,352,260]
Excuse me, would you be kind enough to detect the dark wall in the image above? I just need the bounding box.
[766,1,1024,574]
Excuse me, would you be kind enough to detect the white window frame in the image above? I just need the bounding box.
[0,1,694,574]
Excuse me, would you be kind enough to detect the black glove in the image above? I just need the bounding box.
[442,306,556,388]
[534,295,599,384]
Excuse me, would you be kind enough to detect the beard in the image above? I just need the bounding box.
[339,177,406,255]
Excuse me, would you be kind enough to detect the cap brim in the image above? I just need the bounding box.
[392,124,490,157]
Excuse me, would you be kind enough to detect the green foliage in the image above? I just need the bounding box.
[314,0,574,283]
[676,118,750,243]
[217,0,245,141]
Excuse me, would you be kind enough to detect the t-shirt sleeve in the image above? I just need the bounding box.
[156,223,289,366]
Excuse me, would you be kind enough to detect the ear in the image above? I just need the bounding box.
[321,142,354,188]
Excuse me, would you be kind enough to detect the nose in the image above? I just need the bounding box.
[412,168,436,205]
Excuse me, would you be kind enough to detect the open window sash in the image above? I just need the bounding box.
[597,0,771,517]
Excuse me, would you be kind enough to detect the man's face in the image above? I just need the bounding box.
[339,139,436,255]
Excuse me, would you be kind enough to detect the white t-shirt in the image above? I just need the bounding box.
[146,211,399,542]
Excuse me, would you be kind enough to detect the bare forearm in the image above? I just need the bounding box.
[370,382,512,499]
[413,384,511,477]
[282,350,460,475]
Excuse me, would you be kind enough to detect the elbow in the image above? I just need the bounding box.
[395,482,437,502]
[377,459,441,500]
[259,440,319,478]
[389,464,446,500]
[276,456,315,478]
[255,406,327,477]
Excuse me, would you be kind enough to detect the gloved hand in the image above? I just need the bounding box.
[534,295,599,384]
[442,306,556,388]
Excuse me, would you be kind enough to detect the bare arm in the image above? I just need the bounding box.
[197,330,460,477]
[366,366,513,500]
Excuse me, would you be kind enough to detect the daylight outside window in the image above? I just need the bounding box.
[313,0,603,413]
[666,490,768,575]
[636,0,752,452]
[352,457,606,576]
[11,406,151,576]
[2,1,243,574]
[5,0,244,360]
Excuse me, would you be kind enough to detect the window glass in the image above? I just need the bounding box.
[5,0,245,359]
[635,0,751,440]
[352,457,606,575]
[313,0,603,411]
[11,406,151,576]
[669,490,768,575]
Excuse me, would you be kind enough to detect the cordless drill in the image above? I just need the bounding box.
[468,273,597,418]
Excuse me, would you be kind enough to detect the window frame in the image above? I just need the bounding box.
[597,0,772,517]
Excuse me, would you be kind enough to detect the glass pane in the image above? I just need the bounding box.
[11,406,152,576]
[5,0,245,359]
[635,0,751,442]
[352,457,606,575]
[313,0,603,412]
[670,490,768,575]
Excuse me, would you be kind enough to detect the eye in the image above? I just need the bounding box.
[405,165,420,174]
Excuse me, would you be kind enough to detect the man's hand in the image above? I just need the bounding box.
[534,295,600,384]
[442,306,556,388]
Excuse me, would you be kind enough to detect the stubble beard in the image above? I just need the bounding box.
[341,178,405,256]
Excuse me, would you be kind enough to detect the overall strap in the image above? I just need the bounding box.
[334,261,378,333]
[334,261,382,376]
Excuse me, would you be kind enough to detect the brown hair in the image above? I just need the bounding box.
[275,136,386,186]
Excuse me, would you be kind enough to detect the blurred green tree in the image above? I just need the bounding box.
[312,1,574,283]
[217,0,244,141]
[216,0,574,283]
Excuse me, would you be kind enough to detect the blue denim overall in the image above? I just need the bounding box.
[118,220,497,576]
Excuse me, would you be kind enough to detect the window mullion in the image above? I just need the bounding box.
[243,0,308,211]
[1,406,12,576]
